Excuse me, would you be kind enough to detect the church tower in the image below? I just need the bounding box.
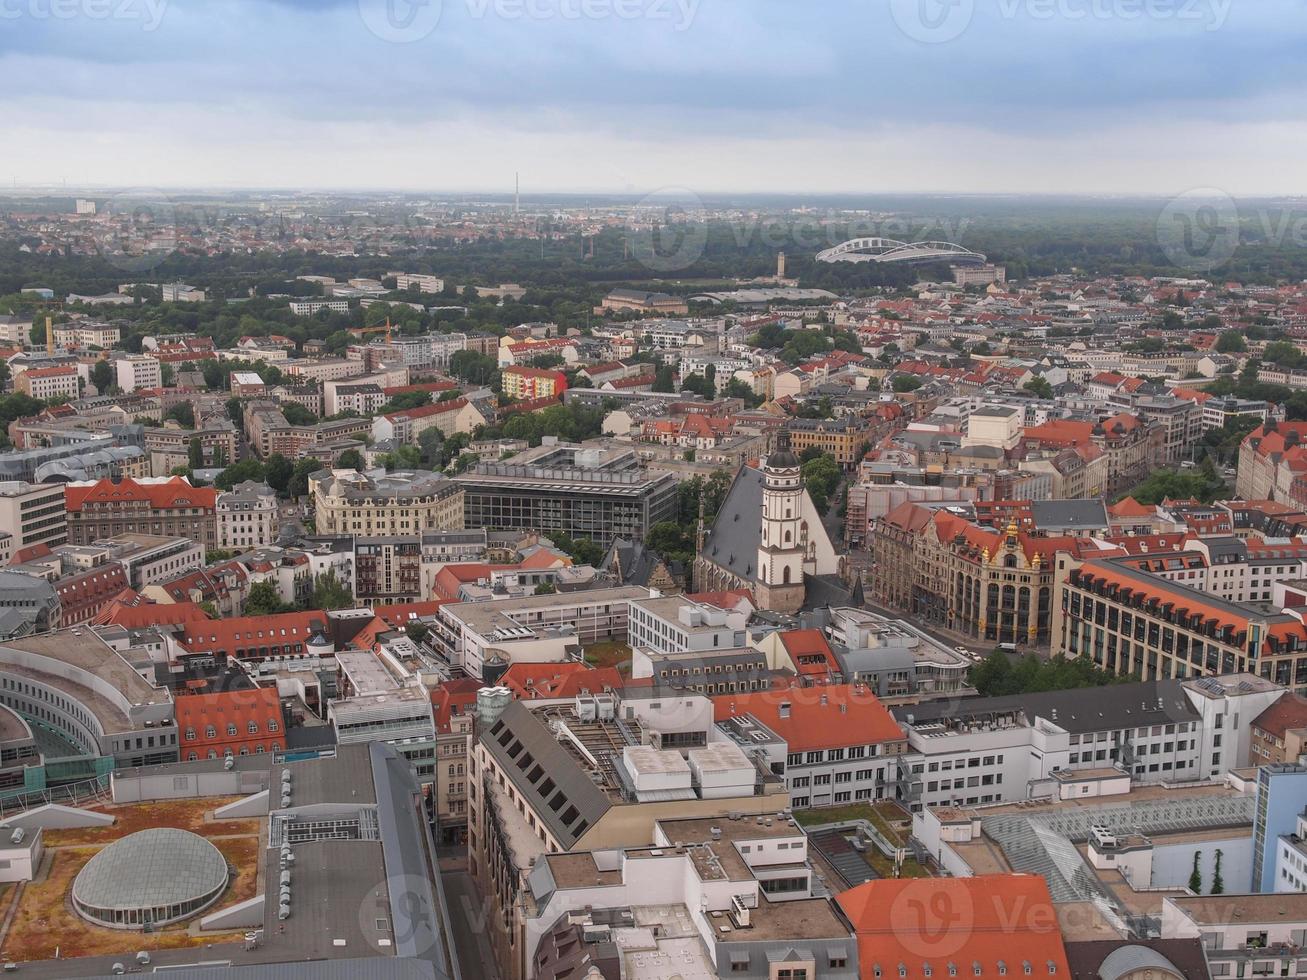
[756,444,807,614]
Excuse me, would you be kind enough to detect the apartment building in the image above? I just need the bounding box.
[53,321,120,348]
[786,417,874,468]
[874,501,1102,648]
[287,298,350,316]
[0,482,68,550]
[1251,694,1307,765]
[311,468,464,536]
[432,585,651,680]
[115,353,162,392]
[716,685,907,809]
[215,481,278,551]
[63,477,218,549]
[431,677,480,844]
[517,816,859,980]
[173,687,284,761]
[469,689,787,980]
[1162,893,1307,980]
[391,273,445,293]
[143,422,240,476]
[16,365,80,401]
[370,398,486,445]
[627,594,747,654]
[501,365,568,401]
[1052,553,1307,688]
[354,537,423,602]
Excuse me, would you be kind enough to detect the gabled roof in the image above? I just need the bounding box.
[1252,693,1307,739]
[713,684,903,752]
[64,476,217,512]
[837,875,1071,980]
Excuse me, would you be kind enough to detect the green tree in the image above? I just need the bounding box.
[309,570,353,611]
[652,365,676,393]
[646,521,695,565]
[1189,852,1202,893]
[90,359,113,393]
[264,453,294,496]
[215,457,266,491]
[244,581,293,616]
[533,582,557,595]
[1214,331,1247,353]
[1211,849,1224,895]
[281,402,318,425]
[800,453,842,515]
[406,622,430,644]
[226,397,244,427]
[165,402,195,428]
[892,375,923,393]
[187,437,204,470]
[1023,377,1054,399]
[287,457,323,498]
[336,448,364,471]
[1121,468,1225,506]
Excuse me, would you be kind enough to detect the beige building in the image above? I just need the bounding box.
[282,358,366,385]
[469,691,787,980]
[311,468,464,537]
[16,365,80,401]
[115,354,162,392]
[0,482,68,551]
[53,322,120,348]
[216,481,278,551]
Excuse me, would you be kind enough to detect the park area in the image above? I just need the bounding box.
[0,799,263,962]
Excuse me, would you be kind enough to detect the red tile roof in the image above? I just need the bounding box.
[64,476,217,512]
[179,612,327,657]
[385,398,469,422]
[1252,693,1307,739]
[837,875,1071,980]
[713,684,903,752]
[499,663,625,700]
[373,600,446,629]
[778,630,840,677]
[174,687,283,755]
[431,677,483,734]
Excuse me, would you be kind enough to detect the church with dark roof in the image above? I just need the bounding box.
[692,451,840,614]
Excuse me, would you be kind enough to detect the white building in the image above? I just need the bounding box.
[115,354,162,393]
[0,482,68,551]
[392,273,445,294]
[288,298,350,317]
[215,481,278,551]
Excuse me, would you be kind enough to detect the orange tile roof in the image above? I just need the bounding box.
[64,476,217,512]
[1252,693,1307,739]
[374,600,446,629]
[1108,496,1154,518]
[778,630,840,677]
[713,684,903,752]
[174,687,282,750]
[179,612,326,655]
[431,677,483,733]
[93,597,212,629]
[837,875,1071,980]
[500,663,625,700]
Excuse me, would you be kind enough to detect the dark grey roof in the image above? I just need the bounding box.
[481,700,611,849]
[601,538,682,587]
[1065,939,1211,980]
[1030,498,1109,530]
[370,742,453,972]
[700,466,765,585]
[277,743,377,806]
[894,679,1200,733]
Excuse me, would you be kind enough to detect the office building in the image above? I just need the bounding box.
[0,482,68,551]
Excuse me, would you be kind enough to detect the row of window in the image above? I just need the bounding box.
[184,719,279,740]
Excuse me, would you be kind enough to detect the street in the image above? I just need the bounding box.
[442,868,501,980]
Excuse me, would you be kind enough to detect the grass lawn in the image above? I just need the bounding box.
[584,641,633,673]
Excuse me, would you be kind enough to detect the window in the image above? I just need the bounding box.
[205,726,216,739]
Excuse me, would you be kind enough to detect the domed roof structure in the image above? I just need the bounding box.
[71,828,229,930]
[766,449,801,470]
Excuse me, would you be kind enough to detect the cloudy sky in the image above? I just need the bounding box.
[2,0,1304,195]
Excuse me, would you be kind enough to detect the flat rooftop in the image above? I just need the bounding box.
[1168,891,1307,925]
[444,586,649,635]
